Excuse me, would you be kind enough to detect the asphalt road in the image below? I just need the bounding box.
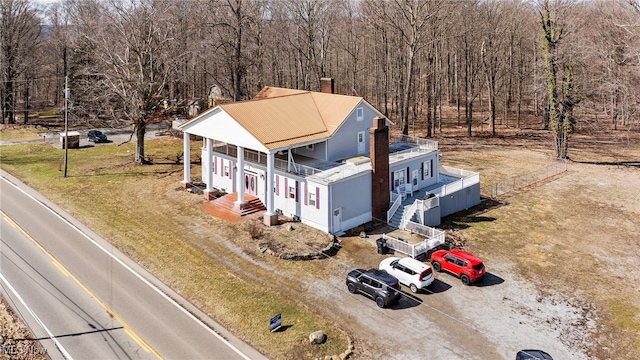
[1,212,150,360]
[0,170,267,360]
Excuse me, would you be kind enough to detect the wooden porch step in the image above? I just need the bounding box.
[240,198,267,216]
[203,193,266,222]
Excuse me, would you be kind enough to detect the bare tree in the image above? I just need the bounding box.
[479,0,509,136]
[284,0,337,91]
[455,0,484,137]
[540,0,576,159]
[72,0,173,163]
[362,0,442,135]
[1,0,41,124]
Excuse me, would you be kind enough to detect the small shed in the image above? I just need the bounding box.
[59,131,80,149]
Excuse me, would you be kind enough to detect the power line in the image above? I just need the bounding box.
[0,76,66,84]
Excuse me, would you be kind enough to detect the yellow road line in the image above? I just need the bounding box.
[51,258,72,277]
[1,210,162,358]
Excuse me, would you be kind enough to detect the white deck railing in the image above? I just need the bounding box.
[387,192,402,222]
[382,222,445,259]
[430,166,480,197]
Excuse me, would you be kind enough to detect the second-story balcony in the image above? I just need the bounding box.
[208,134,438,185]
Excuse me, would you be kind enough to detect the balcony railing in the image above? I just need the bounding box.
[207,135,441,184]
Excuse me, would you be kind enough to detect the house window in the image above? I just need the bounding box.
[289,185,296,199]
[224,165,230,177]
[306,144,314,151]
[394,169,405,188]
[356,107,363,121]
[308,191,316,207]
[412,169,419,186]
[423,160,431,178]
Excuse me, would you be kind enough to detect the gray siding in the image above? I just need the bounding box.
[293,140,328,161]
[389,152,439,193]
[325,102,381,161]
[329,172,372,231]
[439,183,481,217]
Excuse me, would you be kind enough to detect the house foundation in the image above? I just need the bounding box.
[263,213,279,226]
[234,201,248,211]
[203,190,218,200]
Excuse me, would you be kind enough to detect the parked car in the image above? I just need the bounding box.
[87,130,108,143]
[346,268,401,308]
[430,249,485,285]
[379,256,434,293]
[515,350,553,360]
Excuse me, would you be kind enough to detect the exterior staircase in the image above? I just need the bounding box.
[202,193,266,222]
[389,202,419,228]
[388,186,432,228]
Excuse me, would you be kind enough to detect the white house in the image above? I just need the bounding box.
[179,79,480,234]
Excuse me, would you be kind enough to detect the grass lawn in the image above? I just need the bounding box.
[0,126,43,142]
[2,125,639,359]
[0,136,349,359]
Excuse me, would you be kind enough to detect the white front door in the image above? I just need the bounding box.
[357,131,365,154]
[333,208,342,233]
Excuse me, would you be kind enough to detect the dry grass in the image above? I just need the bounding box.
[0,125,43,142]
[0,297,48,360]
[1,113,639,359]
[0,137,347,359]
[429,123,640,359]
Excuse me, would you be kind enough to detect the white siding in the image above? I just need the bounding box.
[184,109,267,152]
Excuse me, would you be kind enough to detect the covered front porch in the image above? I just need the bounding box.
[179,131,281,226]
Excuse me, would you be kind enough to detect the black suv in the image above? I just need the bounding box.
[87,130,108,143]
[515,350,553,360]
[346,268,401,308]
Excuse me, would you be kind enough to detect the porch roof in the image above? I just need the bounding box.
[179,87,365,152]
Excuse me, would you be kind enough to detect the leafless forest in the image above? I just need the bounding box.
[2,0,639,154]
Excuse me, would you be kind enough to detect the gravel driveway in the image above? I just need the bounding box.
[301,250,593,359]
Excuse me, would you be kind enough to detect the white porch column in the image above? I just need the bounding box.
[263,151,278,226]
[204,138,215,199]
[181,132,191,187]
[234,146,247,209]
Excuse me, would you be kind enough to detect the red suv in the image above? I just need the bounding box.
[430,249,485,285]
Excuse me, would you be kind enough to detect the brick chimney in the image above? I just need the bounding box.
[320,78,334,94]
[370,116,390,222]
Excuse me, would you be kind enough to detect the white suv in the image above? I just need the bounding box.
[379,257,434,293]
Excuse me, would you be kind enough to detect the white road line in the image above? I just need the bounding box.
[1,176,252,360]
[0,272,73,360]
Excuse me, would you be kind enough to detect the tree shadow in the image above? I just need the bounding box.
[571,159,640,168]
[440,197,504,230]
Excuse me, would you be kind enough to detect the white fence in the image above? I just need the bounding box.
[490,162,567,198]
[382,222,445,258]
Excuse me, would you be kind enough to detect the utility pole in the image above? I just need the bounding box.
[63,76,69,177]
